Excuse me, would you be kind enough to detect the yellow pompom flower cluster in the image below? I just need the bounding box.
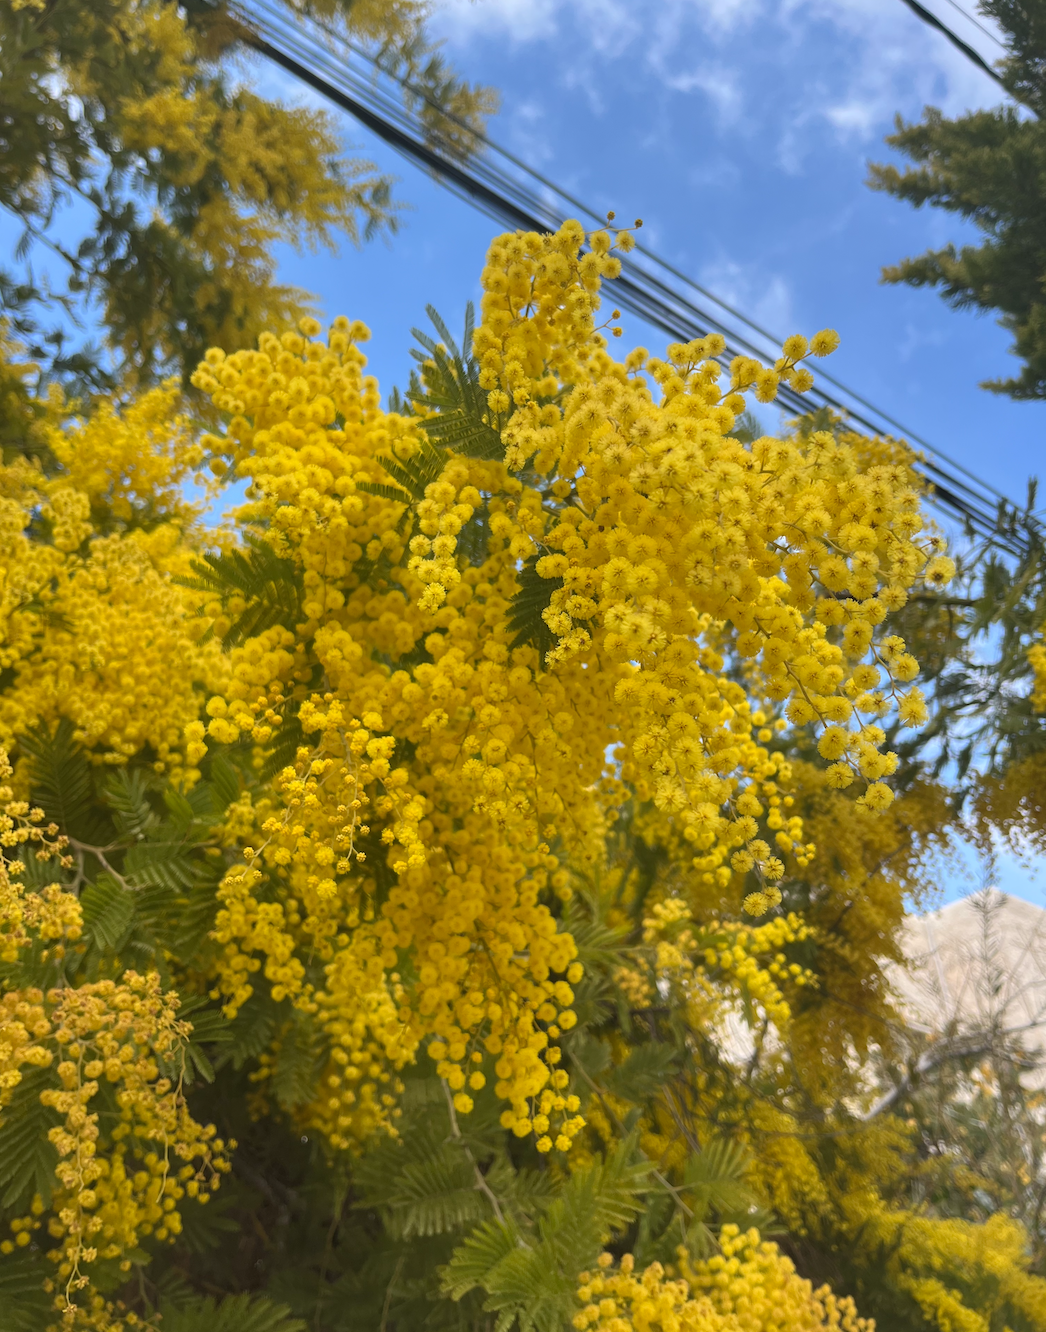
[0,986,54,1101]
[40,976,229,1305]
[681,1227,872,1331]
[472,223,942,873]
[189,315,600,1150]
[641,898,816,1034]
[886,1212,1046,1332]
[0,974,229,1325]
[1028,634,1046,711]
[0,749,79,962]
[185,219,941,1152]
[0,381,225,776]
[44,381,205,528]
[0,756,228,1324]
[575,1227,872,1332]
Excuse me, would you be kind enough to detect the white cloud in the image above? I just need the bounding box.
[436,0,563,43]
[653,0,756,41]
[662,64,743,123]
[424,0,1013,331]
[790,0,1004,132]
[434,0,1012,147]
[697,258,795,340]
[897,319,949,363]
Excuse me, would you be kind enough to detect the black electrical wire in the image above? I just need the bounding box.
[235,3,1028,551]
[248,0,1023,520]
[241,0,1016,504]
[939,0,1006,48]
[897,0,1007,85]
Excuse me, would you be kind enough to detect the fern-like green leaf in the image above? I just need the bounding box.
[103,767,156,839]
[16,847,67,891]
[123,840,195,891]
[220,995,279,1071]
[175,996,233,1085]
[444,1141,651,1331]
[500,1165,555,1223]
[355,478,413,506]
[20,719,109,843]
[164,785,197,832]
[372,437,449,503]
[176,536,303,649]
[181,778,226,826]
[161,874,222,959]
[0,1249,53,1331]
[408,304,505,461]
[170,1188,244,1256]
[602,1042,680,1104]
[379,1151,487,1239]
[474,1243,576,1332]
[442,1219,521,1302]
[631,1187,679,1268]
[207,751,242,810]
[271,1015,325,1109]
[682,1138,757,1220]
[506,558,563,657]
[0,1067,60,1208]
[458,501,491,567]
[155,1293,306,1332]
[261,712,305,782]
[565,909,629,974]
[541,1139,651,1255]
[80,873,135,950]
[568,1033,613,1082]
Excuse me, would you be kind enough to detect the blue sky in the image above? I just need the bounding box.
[253,0,1044,906]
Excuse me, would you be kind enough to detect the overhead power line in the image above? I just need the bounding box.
[897,0,1007,87]
[233,0,1026,550]
[939,0,1006,48]
[897,0,1005,82]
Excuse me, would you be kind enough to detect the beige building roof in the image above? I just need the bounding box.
[709,889,1046,1101]
[888,888,1046,1087]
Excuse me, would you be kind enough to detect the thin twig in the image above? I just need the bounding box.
[67,837,130,889]
[379,1253,404,1332]
[442,1079,506,1223]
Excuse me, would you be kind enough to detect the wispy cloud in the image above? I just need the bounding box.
[436,0,562,43]
[698,257,795,340]
[435,0,1011,144]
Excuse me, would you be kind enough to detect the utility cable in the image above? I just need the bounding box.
[243,0,1014,507]
[897,1,1039,121]
[234,1,1028,550]
[897,0,1007,86]
[939,0,1007,48]
[269,0,1026,517]
[248,0,1012,519]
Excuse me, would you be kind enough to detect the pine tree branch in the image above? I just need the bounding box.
[861,1019,1046,1121]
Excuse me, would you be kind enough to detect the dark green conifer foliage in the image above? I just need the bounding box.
[869,1,1046,399]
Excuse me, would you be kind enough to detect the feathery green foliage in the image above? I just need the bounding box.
[177,538,305,649]
[407,304,507,461]
[506,558,565,657]
[152,1293,306,1332]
